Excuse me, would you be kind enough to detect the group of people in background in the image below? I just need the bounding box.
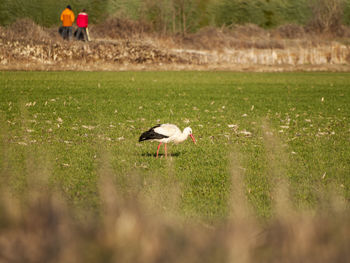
[60,5,89,41]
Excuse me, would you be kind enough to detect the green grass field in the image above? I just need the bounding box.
[1,71,349,222]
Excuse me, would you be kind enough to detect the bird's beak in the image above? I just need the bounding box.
[190,134,196,144]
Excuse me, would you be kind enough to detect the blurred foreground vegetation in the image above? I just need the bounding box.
[0,71,350,262]
[0,170,349,263]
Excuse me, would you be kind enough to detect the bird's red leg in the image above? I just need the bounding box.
[165,143,167,158]
[156,142,162,158]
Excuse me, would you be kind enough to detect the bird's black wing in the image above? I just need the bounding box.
[139,124,169,142]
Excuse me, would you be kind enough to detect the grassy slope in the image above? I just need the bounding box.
[0,71,349,221]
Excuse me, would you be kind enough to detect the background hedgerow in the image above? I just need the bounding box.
[2,0,350,36]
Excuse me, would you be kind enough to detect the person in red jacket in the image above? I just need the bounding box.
[60,5,75,40]
[75,9,89,41]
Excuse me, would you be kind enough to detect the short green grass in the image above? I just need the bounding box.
[0,71,349,221]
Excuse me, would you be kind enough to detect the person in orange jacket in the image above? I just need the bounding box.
[60,5,75,40]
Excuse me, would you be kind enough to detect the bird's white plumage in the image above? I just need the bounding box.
[153,124,192,144]
[154,124,181,138]
[140,123,196,157]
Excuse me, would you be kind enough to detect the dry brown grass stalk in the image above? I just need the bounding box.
[261,121,292,217]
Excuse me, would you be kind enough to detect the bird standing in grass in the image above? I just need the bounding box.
[139,124,196,158]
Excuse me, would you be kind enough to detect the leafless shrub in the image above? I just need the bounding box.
[341,25,350,38]
[90,17,153,39]
[174,25,285,50]
[177,26,229,49]
[0,18,63,44]
[272,24,306,39]
[307,0,345,36]
[4,18,51,42]
[231,23,268,39]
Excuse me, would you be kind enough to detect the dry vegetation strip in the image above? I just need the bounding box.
[1,19,350,71]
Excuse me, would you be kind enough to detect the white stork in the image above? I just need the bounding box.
[139,124,196,158]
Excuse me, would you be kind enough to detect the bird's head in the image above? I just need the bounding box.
[184,127,196,144]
